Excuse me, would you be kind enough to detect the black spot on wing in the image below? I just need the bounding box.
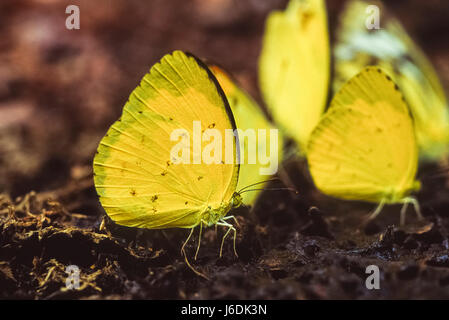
[184,51,240,179]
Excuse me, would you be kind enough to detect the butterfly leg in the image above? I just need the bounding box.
[410,197,423,220]
[180,227,209,280]
[222,215,240,227]
[400,201,409,226]
[194,220,205,261]
[219,226,232,258]
[181,227,195,255]
[402,197,423,222]
[368,199,385,221]
[217,220,238,258]
[399,197,422,225]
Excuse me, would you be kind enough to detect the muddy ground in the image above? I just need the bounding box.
[1,0,449,299]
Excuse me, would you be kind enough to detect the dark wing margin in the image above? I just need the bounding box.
[184,51,241,181]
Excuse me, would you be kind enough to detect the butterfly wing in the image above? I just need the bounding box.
[259,0,329,152]
[93,51,239,229]
[307,67,419,203]
[209,65,283,205]
[334,0,449,161]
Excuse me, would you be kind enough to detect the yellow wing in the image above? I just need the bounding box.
[209,65,284,205]
[334,0,449,162]
[259,0,329,152]
[307,67,419,204]
[93,51,239,229]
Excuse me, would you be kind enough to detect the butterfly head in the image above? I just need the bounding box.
[231,192,243,209]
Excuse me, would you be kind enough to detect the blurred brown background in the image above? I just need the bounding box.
[0,0,448,208]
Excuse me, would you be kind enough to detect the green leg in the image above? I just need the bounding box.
[194,220,205,261]
[400,201,409,226]
[222,215,240,227]
[180,227,209,280]
[181,227,195,255]
[217,220,238,258]
[401,196,422,224]
[368,199,385,221]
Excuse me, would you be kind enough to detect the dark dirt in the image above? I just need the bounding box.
[1,0,449,299]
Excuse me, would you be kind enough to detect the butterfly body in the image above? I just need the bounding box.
[200,192,242,227]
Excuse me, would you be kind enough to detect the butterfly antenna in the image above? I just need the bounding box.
[239,187,298,195]
[237,178,281,193]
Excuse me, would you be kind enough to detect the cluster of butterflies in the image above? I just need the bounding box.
[93,0,449,274]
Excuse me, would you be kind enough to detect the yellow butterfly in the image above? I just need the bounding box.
[307,67,422,225]
[334,0,449,162]
[93,51,242,276]
[209,65,284,205]
[259,0,330,153]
